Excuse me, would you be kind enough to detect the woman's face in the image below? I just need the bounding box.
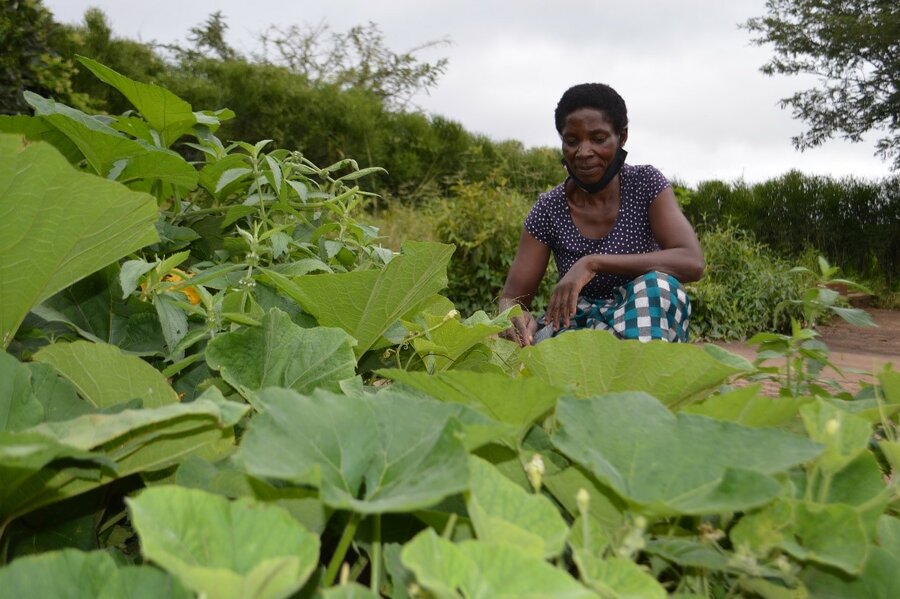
[560,107,626,183]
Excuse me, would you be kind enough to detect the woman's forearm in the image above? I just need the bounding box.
[581,248,705,283]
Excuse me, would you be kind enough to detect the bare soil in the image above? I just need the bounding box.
[713,308,900,395]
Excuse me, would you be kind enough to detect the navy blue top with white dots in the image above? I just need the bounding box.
[524,163,670,299]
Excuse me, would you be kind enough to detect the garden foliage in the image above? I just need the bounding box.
[1,60,898,599]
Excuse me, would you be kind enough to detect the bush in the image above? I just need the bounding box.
[687,226,811,340]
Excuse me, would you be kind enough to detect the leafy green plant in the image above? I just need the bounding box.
[1,57,898,599]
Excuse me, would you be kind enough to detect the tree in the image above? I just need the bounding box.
[0,0,87,114]
[745,0,900,170]
[257,21,450,109]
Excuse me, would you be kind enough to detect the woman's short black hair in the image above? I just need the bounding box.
[554,83,628,135]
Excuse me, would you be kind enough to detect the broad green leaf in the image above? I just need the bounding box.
[880,368,900,404]
[239,388,469,514]
[315,585,381,599]
[0,549,190,599]
[34,340,178,409]
[645,538,783,578]
[0,351,43,431]
[802,547,900,598]
[800,400,872,474]
[206,308,357,403]
[877,516,900,560]
[682,384,810,427]
[401,529,596,599]
[32,265,164,354]
[24,94,198,188]
[551,393,823,516]
[0,432,105,523]
[129,486,319,599]
[544,466,626,533]
[575,556,666,599]
[175,456,330,535]
[407,309,515,372]
[274,241,454,356]
[0,134,158,348]
[6,389,247,520]
[732,499,869,575]
[0,114,82,163]
[879,440,900,472]
[77,56,198,147]
[27,362,94,422]
[466,455,568,558]
[521,330,751,408]
[381,369,563,432]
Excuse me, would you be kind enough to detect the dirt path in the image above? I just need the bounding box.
[714,308,899,394]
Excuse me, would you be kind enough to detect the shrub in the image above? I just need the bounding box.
[687,225,811,340]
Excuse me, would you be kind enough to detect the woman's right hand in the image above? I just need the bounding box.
[501,310,538,347]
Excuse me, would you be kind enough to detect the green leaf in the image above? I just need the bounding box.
[0,351,43,431]
[0,549,190,599]
[34,340,179,409]
[800,400,872,475]
[466,455,569,558]
[877,516,900,561]
[576,555,667,599]
[239,388,469,514]
[682,384,810,427]
[0,134,158,348]
[645,538,782,578]
[802,547,900,599]
[0,114,82,163]
[33,265,164,354]
[77,56,198,147]
[274,241,454,356]
[879,368,900,404]
[129,486,320,599]
[551,393,823,516]
[543,466,626,534]
[732,499,870,575]
[407,309,514,372]
[5,389,248,520]
[205,308,357,403]
[315,584,381,599]
[24,94,198,188]
[381,369,563,433]
[27,362,94,422]
[401,529,596,599]
[521,330,751,409]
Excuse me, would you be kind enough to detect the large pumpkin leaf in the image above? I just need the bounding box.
[0,431,106,525]
[77,56,198,147]
[34,340,178,409]
[681,384,810,427]
[381,369,563,434]
[206,308,357,403]
[0,351,43,431]
[401,529,596,599]
[129,486,319,599]
[551,393,823,516]
[732,498,870,575]
[801,400,873,475]
[239,388,469,514]
[802,547,900,599]
[4,389,247,521]
[466,455,569,558]
[406,309,516,372]
[521,330,752,408]
[1,134,159,348]
[0,549,190,599]
[269,241,454,356]
[575,555,667,599]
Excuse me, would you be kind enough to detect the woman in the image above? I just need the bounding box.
[499,83,704,346]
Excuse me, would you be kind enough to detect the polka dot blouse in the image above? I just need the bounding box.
[524,163,670,300]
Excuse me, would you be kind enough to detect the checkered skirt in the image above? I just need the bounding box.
[534,271,691,343]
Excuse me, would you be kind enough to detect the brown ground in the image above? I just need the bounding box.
[714,308,900,395]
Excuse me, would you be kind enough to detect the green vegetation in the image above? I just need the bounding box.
[1,55,898,599]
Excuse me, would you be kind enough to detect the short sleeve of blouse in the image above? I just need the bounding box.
[635,164,671,203]
[523,190,558,246]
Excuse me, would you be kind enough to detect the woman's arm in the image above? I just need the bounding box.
[498,229,551,345]
[544,186,704,330]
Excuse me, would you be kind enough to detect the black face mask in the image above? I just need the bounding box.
[562,147,628,193]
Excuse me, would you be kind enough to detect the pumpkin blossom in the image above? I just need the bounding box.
[163,270,201,305]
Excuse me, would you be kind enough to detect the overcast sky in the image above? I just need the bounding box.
[45,0,893,186]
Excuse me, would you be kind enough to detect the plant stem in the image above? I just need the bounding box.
[325,512,362,586]
[371,514,382,595]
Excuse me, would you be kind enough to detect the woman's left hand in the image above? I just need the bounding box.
[544,257,595,331]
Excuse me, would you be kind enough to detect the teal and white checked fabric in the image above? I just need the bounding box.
[534,271,691,343]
